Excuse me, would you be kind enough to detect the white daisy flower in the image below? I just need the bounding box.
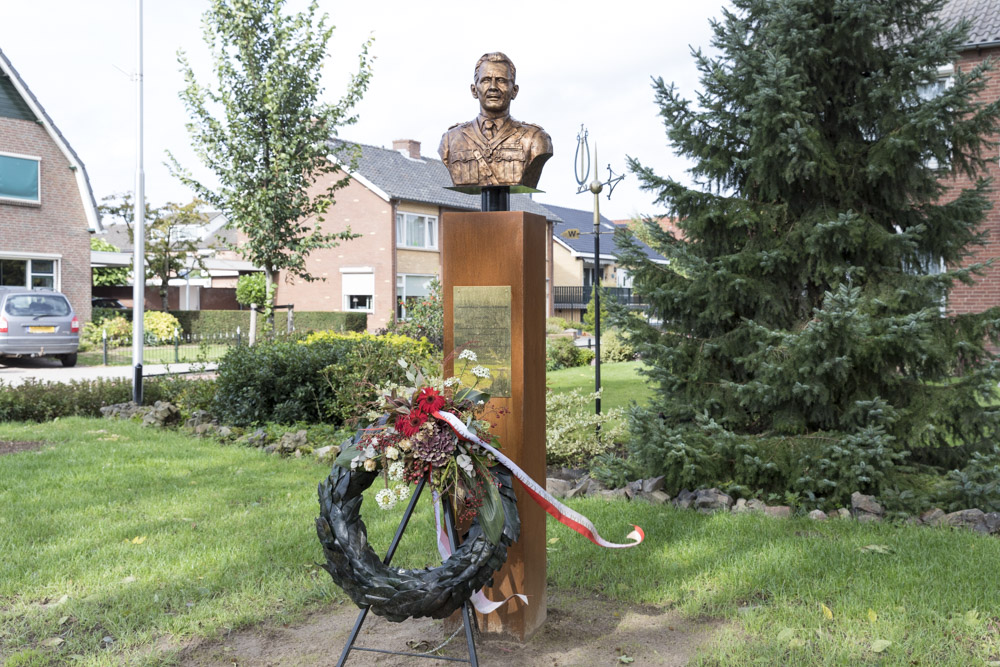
[471,365,491,378]
[389,461,405,481]
[395,485,410,502]
[459,350,478,362]
[375,488,397,510]
[443,376,459,387]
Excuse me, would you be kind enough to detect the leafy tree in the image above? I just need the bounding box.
[169,0,374,297]
[616,0,1000,504]
[90,237,130,287]
[99,193,210,310]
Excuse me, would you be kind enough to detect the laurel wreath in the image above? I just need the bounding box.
[316,451,520,622]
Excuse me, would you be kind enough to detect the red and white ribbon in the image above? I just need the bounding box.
[432,490,528,615]
[431,410,645,549]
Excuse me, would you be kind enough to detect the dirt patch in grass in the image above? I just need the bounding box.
[0,440,47,456]
[175,589,726,666]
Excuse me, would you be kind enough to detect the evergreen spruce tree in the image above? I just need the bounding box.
[616,0,1000,506]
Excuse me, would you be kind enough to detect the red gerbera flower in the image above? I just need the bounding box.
[415,387,446,414]
[395,410,428,438]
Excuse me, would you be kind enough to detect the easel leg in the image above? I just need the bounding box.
[442,498,479,667]
[336,476,427,667]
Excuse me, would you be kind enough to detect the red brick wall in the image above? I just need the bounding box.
[946,46,1000,315]
[0,116,92,322]
[272,176,395,332]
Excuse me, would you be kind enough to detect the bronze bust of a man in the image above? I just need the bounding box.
[439,52,553,190]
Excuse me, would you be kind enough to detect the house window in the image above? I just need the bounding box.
[0,259,26,286]
[917,65,954,170]
[30,259,55,288]
[0,153,40,203]
[341,268,374,312]
[396,213,438,250]
[0,258,57,288]
[396,273,435,320]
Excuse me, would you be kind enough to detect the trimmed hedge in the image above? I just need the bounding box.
[92,310,366,336]
[171,310,366,336]
[0,376,214,422]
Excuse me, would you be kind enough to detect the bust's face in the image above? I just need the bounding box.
[471,61,518,115]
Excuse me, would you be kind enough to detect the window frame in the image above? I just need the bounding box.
[395,212,439,250]
[340,267,375,313]
[0,254,60,290]
[396,272,437,320]
[0,151,41,204]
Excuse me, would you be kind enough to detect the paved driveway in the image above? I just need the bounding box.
[0,357,217,387]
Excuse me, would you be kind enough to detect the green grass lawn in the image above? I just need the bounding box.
[547,361,652,411]
[3,418,1000,665]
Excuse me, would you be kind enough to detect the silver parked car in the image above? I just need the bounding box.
[0,287,80,367]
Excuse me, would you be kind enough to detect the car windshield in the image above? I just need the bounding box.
[4,294,72,317]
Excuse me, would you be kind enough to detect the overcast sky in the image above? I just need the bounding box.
[0,0,728,222]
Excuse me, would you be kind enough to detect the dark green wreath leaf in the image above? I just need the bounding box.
[478,475,505,545]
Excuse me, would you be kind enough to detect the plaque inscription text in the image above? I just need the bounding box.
[453,286,512,397]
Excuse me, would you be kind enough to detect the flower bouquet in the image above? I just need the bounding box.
[334,353,510,543]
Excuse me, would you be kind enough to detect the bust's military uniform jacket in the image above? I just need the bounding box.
[439,116,553,189]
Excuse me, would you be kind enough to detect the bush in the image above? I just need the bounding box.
[546,389,627,468]
[303,330,436,424]
[546,337,592,371]
[0,377,181,422]
[936,445,1000,512]
[212,340,343,426]
[79,316,133,351]
[546,317,572,334]
[144,311,182,343]
[212,331,434,426]
[600,329,636,363]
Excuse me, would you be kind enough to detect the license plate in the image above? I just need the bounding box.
[28,326,56,333]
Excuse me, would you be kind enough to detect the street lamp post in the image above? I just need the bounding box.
[132,0,146,405]
[572,125,624,418]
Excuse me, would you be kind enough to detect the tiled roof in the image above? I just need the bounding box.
[331,140,561,221]
[940,0,1000,48]
[542,204,666,263]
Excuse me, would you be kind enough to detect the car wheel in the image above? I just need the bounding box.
[60,353,78,367]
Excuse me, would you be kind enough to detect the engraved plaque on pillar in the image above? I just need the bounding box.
[453,286,512,397]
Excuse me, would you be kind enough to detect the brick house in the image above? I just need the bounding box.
[940,0,1000,314]
[0,48,101,322]
[272,139,560,332]
[545,204,666,324]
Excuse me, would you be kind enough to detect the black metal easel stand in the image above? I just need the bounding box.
[335,476,480,666]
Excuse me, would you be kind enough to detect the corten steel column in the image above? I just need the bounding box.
[443,210,547,640]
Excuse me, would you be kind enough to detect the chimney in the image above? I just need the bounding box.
[392,139,421,160]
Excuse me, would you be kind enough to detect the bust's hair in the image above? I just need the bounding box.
[474,52,516,83]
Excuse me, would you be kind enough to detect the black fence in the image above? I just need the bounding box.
[553,286,648,309]
[80,331,245,367]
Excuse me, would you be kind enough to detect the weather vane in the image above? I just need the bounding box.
[569,124,625,419]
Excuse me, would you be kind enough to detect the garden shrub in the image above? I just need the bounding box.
[936,445,1000,512]
[303,330,436,424]
[546,389,627,467]
[546,337,591,371]
[212,340,343,425]
[144,311,182,343]
[600,329,636,363]
[0,377,176,422]
[213,331,435,426]
[546,316,572,334]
